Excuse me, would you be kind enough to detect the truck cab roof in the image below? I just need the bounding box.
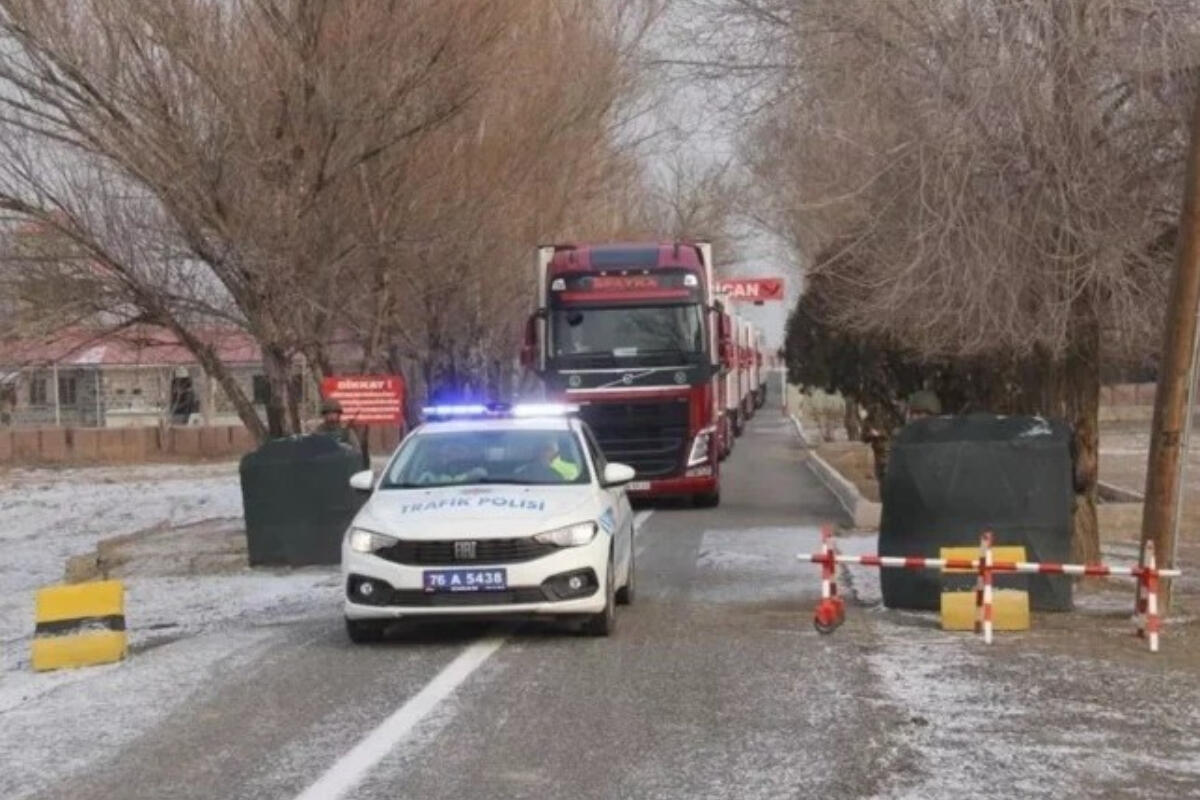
[544,242,707,272]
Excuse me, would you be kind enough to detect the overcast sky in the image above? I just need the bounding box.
[637,3,798,351]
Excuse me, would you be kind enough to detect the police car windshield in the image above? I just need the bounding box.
[381,428,590,488]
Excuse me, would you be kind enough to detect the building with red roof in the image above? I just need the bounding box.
[0,325,268,428]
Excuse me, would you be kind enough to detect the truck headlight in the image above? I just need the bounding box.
[348,528,398,553]
[533,522,597,548]
[688,426,716,467]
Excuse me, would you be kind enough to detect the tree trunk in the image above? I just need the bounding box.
[261,345,293,438]
[1063,308,1102,566]
[285,371,303,435]
[843,399,861,441]
[167,320,268,442]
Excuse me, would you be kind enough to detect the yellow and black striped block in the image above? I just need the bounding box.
[31,580,127,672]
[939,545,1031,632]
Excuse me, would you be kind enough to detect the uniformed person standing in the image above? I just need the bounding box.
[313,398,361,451]
[864,389,942,486]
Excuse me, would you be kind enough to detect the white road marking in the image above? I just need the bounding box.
[633,509,654,537]
[294,635,506,800]
[296,511,655,797]
[634,509,655,557]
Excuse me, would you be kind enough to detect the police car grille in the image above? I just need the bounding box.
[375,538,557,566]
[578,400,690,479]
[387,588,549,606]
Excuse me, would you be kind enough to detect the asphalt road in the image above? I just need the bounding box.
[50,410,914,800]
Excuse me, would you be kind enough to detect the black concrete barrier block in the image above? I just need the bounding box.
[880,413,1073,612]
[240,435,367,566]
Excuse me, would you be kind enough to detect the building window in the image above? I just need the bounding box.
[58,375,78,407]
[252,374,270,405]
[29,377,47,406]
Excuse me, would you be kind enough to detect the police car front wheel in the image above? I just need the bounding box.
[582,553,616,637]
[615,545,634,606]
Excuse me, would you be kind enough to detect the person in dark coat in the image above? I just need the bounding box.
[312,398,361,451]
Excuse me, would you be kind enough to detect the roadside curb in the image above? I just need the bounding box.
[1099,480,1145,503]
[788,414,881,530]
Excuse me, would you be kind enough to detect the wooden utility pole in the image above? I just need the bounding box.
[1141,89,1200,608]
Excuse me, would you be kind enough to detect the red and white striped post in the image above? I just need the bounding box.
[972,531,995,644]
[801,529,1179,652]
[812,525,845,634]
[1136,541,1161,653]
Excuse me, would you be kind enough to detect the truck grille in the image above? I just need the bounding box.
[375,538,557,566]
[577,399,690,479]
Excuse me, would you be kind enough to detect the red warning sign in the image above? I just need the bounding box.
[716,278,785,302]
[320,375,405,424]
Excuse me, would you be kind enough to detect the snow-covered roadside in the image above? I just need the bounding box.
[0,463,346,798]
[833,533,1200,798]
[865,622,1200,799]
[0,628,285,800]
[0,463,244,670]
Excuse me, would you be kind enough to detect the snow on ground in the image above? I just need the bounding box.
[832,531,1200,798]
[0,461,342,792]
[0,628,284,800]
[0,463,245,672]
[865,621,1200,799]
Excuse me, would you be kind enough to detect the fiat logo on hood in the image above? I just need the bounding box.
[454,541,478,560]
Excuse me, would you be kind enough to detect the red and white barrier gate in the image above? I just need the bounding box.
[802,526,1181,652]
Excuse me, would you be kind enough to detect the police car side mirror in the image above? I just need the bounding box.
[349,470,375,492]
[602,463,636,487]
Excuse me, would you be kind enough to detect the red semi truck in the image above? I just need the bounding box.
[521,241,731,507]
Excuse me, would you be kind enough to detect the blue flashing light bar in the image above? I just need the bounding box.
[511,403,580,417]
[421,402,579,420]
[422,404,489,418]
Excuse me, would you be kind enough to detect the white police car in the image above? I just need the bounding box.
[342,403,637,642]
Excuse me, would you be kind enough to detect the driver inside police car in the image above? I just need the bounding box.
[519,436,580,482]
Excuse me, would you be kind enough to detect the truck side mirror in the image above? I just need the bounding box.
[519,314,538,368]
[718,340,733,368]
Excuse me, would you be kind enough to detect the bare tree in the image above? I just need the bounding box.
[0,0,668,438]
[714,0,1200,560]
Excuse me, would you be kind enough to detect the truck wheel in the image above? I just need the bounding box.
[345,618,388,644]
[693,489,720,508]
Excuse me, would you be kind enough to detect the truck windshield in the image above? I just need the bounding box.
[551,305,704,359]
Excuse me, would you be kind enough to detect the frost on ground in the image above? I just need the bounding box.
[833,532,1200,799]
[0,628,283,800]
[0,463,342,799]
[865,621,1200,799]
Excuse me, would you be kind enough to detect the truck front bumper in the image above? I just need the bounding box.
[626,467,717,498]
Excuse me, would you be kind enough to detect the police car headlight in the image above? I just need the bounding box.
[348,528,398,553]
[688,426,717,466]
[533,522,597,548]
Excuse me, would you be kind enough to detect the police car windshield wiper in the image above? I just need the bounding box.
[475,477,544,486]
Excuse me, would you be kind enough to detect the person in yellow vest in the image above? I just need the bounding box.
[520,438,580,482]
